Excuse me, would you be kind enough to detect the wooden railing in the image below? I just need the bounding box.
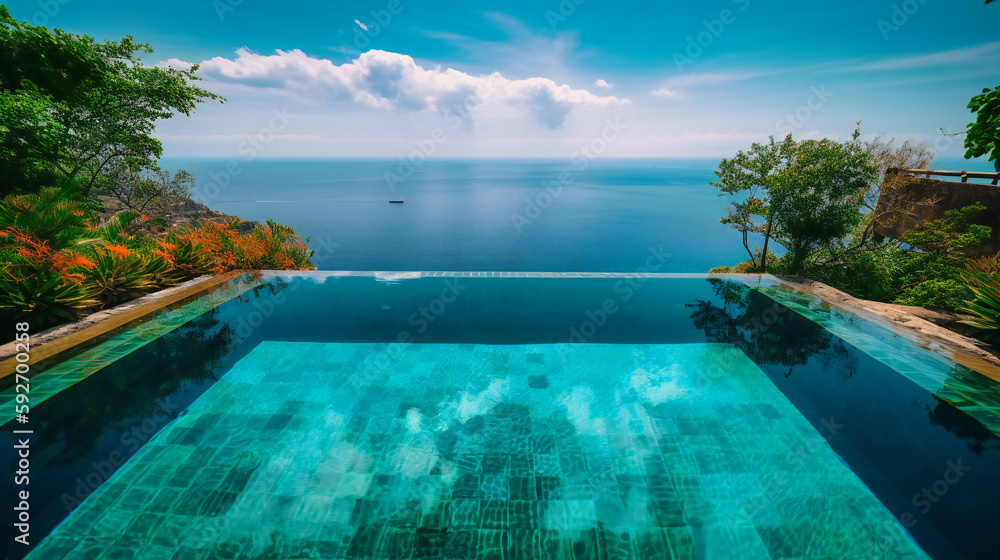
[892,168,1000,185]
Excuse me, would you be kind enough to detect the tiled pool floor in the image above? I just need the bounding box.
[30,342,928,559]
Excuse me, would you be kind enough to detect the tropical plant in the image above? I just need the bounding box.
[150,238,214,284]
[83,245,169,307]
[961,258,1000,337]
[0,189,95,250]
[0,269,96,324]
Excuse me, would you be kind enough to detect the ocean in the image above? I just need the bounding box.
[160,156,994,272]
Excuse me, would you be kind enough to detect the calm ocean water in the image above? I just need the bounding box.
[161,156,993,272]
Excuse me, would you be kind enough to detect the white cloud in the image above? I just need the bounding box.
[194,48,628,129]
[594,79,615,89]
[354,19,368,31]
[851,41,1000,72]
[156,58,195,71]
[651,87,680,98]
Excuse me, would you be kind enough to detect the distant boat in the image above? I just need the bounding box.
[389,199,404,204]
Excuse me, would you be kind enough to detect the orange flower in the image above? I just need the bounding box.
[151,249,175,264]
[63,273,86,286]
[156,240,177,252]
[295,240,308,250]
[105,244,130,258]
[64,252,95,270]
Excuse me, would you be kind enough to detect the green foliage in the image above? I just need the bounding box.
[903,203,992,255]
[0,188,95,249]
[712,135,794,272]
[712,134,875,274]
[962,259,1000,338]
[965,85,1000,172]
[734,249,783,274]
[798,209,990,312]
[894,278,971,310]
[0,9,222,196]
[83,247,169,307]
[769,140,874,271]
[162,238,214,280]
[804,244,907,302]
[0,269,96,324]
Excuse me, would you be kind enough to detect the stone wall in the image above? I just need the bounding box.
[872,172,1000,255]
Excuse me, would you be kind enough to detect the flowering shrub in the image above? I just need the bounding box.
[173,219,314,273]
[1,192,314,328]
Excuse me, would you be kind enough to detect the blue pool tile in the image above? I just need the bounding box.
[28,342,931,559]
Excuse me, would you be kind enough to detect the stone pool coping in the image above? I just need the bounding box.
[772,276,1000,383]
[0,272,244,377]
[2,271,998,384]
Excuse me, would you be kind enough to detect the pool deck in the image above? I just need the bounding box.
[3,271,999,384]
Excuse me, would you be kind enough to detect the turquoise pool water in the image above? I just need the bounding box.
[8,274,1000,559]
[28,342,926,559]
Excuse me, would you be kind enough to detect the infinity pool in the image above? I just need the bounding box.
[6,273,1000,559]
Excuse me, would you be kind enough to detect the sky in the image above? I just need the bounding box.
[10,0,1000,159]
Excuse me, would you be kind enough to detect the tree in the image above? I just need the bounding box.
[0,6,222,196]
[96,162,194,216]
[711,134,796,272]
[769,139,876,271]
[712,134,875,273]
[854,132,934,244]
[965,85,1000,172]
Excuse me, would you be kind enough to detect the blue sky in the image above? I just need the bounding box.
[13,0,1000,159]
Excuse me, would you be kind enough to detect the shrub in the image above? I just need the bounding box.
[0,189,95,250]
[153,238,214,283]
[83,245,170,307]
[961,258,1000,338]
[734,250,783,274]
[174,219,314,272]
[0,269,96,324]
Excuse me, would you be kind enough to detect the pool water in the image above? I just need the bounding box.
[8,274,1000,559]
[27,342,929,559]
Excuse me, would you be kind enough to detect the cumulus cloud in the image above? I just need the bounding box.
[651,87,680,98]
[594,78,615,89]
[194,48,628,128]
[156,58,196,71]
